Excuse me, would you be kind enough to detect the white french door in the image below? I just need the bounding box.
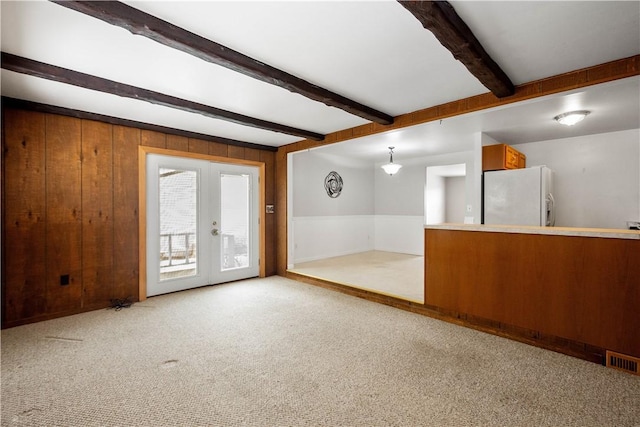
[146,154,259,297]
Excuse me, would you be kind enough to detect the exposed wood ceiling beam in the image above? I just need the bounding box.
[50,0,395,126]
[1,52,324,141]
[399,1,515,98]
[1,96,279,152]
[282,55,639,152]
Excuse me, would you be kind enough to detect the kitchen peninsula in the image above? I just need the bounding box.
[424,224,639,365]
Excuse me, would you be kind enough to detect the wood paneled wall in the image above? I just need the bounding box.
[2,109,276,328]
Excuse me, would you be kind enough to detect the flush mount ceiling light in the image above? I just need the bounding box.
[554,110,590,126]
[381,146,402,176]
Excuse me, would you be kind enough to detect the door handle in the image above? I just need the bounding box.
[211,220,219,236]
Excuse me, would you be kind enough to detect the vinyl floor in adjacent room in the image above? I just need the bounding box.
[289,250,424,303]
[2,276,639,426]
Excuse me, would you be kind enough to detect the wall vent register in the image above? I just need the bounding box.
[606,350,639,376]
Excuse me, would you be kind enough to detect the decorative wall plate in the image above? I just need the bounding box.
[324,171,343,198]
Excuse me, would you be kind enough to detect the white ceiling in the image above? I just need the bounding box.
[317,76,640,163]
[1,1,639,159]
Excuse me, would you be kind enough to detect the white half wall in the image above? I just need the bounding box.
[291,216,375,264]
[374,215,424,256]
[291,214,424,264]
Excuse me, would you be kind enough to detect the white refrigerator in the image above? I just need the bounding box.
[483,166,555,226]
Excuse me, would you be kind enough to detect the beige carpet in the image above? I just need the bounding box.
[2,276,639,426]
[290,251,424,302]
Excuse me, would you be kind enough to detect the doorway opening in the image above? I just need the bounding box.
[286,149,425,303]
[425,164,467,224]
[139,147,265,300]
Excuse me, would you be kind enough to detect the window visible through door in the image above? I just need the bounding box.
[146,153,259,297]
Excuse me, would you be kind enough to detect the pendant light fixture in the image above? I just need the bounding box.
[381,146,402,176]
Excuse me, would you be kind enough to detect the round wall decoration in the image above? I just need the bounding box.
[324,171,343,198]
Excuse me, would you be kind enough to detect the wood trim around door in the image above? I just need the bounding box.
[138,146,267,301]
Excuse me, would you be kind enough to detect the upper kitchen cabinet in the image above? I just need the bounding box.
[482,144,526,171]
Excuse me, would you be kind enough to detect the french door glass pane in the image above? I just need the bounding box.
[220,173,250,271]
[159,167,198,280]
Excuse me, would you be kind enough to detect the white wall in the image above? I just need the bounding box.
[291,149,476,262]
[373,162,431,255]
[445,176,466,223]
[373,152,474,255]
[292,150,374,217]
[374,215,424,255]
[290,128,639,265]
[291,150,375,263]
[425,163,467,225]
[515,129,639,229]
[425,174,445,224]
[376,151,474,215]
[290,150,422,262]
[374,161,426,215]
[292,216,375,263]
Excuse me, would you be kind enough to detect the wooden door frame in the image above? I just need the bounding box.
[138,146,266,301]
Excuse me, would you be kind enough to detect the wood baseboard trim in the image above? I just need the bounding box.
[1,300,136,329]
[2,269,609,367]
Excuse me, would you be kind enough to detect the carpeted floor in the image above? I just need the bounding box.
[2,276,639,426]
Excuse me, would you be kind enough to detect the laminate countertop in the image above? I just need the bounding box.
[425,224,640,240]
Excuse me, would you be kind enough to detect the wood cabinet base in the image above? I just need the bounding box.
[425,228,640,360]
